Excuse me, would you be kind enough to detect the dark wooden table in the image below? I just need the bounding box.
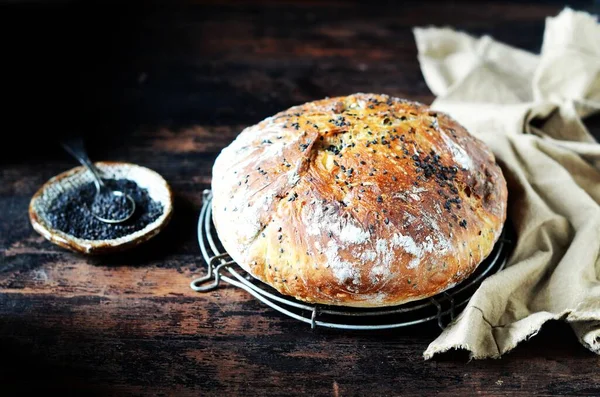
[2,1,600,395]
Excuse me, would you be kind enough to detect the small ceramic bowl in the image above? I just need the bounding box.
[29,161,173,255]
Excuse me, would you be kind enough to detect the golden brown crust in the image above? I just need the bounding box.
[211,93,507,307]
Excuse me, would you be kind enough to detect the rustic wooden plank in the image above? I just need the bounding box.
[1,292,598,395]
[1,0,600,395]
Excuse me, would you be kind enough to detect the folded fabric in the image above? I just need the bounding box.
[413,7,600,359]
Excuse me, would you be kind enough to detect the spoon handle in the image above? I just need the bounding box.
[61,137,106,190]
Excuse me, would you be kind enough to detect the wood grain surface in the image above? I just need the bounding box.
[2,1,600,395]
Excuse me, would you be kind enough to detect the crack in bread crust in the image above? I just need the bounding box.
[212,93,507,307]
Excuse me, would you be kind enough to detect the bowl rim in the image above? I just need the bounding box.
[29,161,174,255]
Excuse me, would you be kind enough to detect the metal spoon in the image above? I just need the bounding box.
[61,137,136,224]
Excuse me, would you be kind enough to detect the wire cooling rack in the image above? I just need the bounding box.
[191,189,513,330]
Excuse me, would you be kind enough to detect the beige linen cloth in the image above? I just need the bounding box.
[414,8,600,359]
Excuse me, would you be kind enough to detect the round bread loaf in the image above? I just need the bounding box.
[211,93,507,307]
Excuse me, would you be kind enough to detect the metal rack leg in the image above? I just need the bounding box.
[311,307,318,330]
[430,298,444,330]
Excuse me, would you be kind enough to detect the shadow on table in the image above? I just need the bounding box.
[0,331,112,396]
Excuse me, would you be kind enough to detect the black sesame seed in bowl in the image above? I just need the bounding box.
[29,162,173,255]
[46,179,164,241]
